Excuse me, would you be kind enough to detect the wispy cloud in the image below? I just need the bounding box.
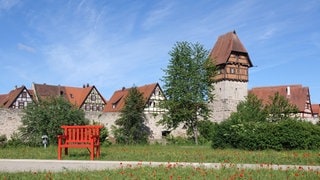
[17,43,36,53]
[258,27,277,40]
[142,1,173,30]
[0,0,20,11]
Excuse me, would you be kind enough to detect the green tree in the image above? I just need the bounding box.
[159,41,217,145]
[265,92,299,122]
[20,97,89,146]
[229,94,267,123]
[114,87,150,144]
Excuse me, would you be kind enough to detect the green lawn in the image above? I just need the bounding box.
[1,145,320,179]
[1,166,319,179]
[0,144,319,166]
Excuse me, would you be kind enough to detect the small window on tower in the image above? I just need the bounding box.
[230,68,235,74]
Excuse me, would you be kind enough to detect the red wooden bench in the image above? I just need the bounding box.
[57,125,102,160]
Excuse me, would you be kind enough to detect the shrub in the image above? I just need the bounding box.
[197,120,217,143]
[20,97,89,146]
[6,132,25,147]
[0,134,7,148]
[212,118,320,150]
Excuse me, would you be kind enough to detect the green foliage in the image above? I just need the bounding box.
[159,41,217,144]
[229,94,267,123]
[19,97,89,146]
[212,118,320,150]
[0,134,7,148]
[165,136,195,145]
[212,93,310,150]
[92,121,111,146]
[114,87,150,144]
[197,120,217,143]
[265,92,299,122]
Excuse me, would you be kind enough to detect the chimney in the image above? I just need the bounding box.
[286,86,291,96]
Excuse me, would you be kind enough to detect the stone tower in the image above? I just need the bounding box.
[209,31,253,122]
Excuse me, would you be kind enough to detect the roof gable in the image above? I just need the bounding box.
[32,83,106,109]
[104,83,160,112]
[0,86,32,108]
[209,31,253,67]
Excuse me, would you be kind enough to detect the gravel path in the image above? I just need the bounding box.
[0,159,319,172]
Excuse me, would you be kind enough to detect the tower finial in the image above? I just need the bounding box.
[233,30,236,34]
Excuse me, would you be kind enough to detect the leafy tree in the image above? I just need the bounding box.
[229,94,267,123]
[20,97,89,146]
[265,92,299,122]
[159,41,217,145]
[114,87,150,144]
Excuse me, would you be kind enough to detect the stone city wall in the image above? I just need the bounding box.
[0,109,186,141]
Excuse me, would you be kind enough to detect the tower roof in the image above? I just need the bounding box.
[209,31,253,67]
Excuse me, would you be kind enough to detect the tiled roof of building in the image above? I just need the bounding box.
[249,85,310,112]
[209,31,253,67]
[312,104,319,116]
[0,86,27,108]
[64,86,93,107]
[32,83,106,108]
[104,83,159,112]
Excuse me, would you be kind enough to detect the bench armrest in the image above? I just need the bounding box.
[58,135,67,139]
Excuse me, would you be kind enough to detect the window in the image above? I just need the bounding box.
[18,102,24,109]
[230,68,235,74]
[91,95,96,101]
[85,104,91,111]
[21,92,27,98]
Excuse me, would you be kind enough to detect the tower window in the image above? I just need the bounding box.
[230,68,235,74]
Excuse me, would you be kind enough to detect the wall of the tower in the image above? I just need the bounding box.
[209,80,248,123]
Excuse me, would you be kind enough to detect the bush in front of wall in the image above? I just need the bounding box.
[212,118,320,150]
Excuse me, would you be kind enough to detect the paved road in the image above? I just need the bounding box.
[0,159,320,172]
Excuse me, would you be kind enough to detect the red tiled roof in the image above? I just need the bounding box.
[312,104,320,115]
[64,86,93,107]
[0,86,29,108]
[104,83,159,112]
[0,94,7,106]
[32,83,106,108]
[209,31,253,67]
[249,85,310,112]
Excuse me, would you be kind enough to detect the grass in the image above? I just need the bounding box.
[1,166,320,179]
[0,144,319,179]
[0,144,319,165]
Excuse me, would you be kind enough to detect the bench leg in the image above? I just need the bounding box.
[90,146,94,160]
[64,148,68,155]
[58,146,62,160]
[96,146,100,158]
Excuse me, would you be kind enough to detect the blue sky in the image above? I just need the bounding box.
[1,0,320,103]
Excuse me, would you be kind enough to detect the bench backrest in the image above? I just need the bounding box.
[61,125,102,143]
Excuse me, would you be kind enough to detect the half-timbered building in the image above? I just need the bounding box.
[104,83,165,113]
[32,83,106,112]
[0,86,34,109]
